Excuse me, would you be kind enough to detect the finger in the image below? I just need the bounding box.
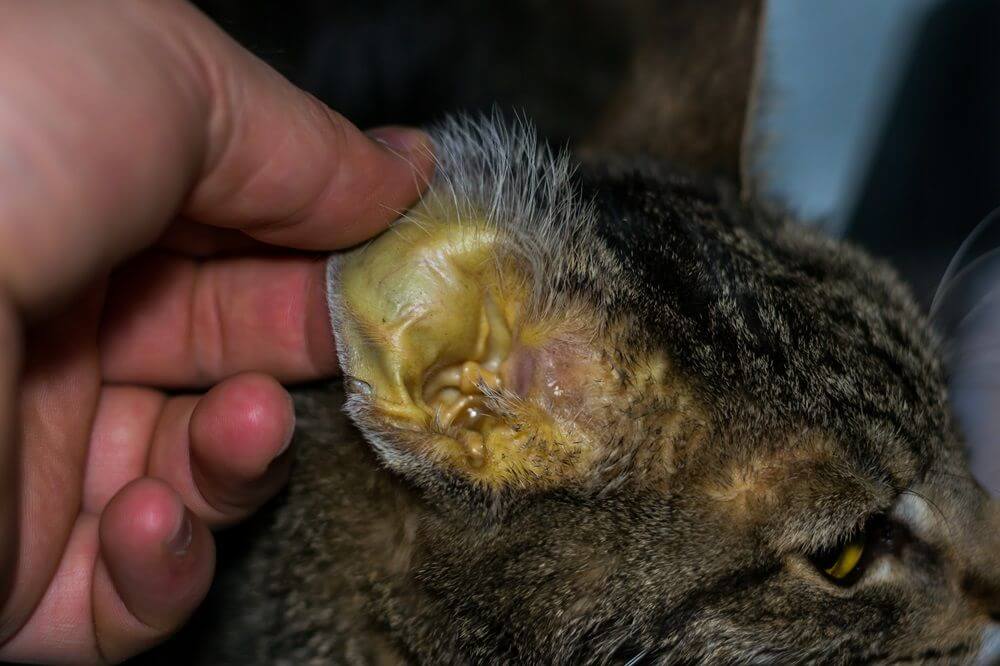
[0,515,104,663]
[83,386,165,515]
[188,106,435,248]
[189,373,294,517]
[146,374,294,527]
[0,481,213,664]
[93,478,214,663]
[0,297,21,609]
[0,0,434,318]
[100,251,336,387]
[0,287,103,646]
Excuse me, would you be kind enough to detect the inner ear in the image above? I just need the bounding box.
[327,197,606,490]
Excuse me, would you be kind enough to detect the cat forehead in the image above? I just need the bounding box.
[582,169,950,463]
[691,424,908,546]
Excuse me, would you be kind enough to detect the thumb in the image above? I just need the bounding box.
[163,0,437,249]
[0,0,435,317]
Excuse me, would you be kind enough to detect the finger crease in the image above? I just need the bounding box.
[190,263,225,382]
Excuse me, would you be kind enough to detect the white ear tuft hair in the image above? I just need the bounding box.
[417,112,624,320]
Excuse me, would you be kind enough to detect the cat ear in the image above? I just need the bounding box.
[326,116,712,495]
[579,0,767,194]
[325,184,699,495]
[326,215,609,493]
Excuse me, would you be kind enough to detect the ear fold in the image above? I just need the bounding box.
[329,216,706,497]
[327,203,605,493]
[579,0,766,192]
[326,116,713,497]
[327,194,698,496]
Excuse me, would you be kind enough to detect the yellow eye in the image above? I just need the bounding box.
[823,537,865,580]
[809,514,893,586]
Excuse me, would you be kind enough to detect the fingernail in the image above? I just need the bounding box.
[368,126,431,157]
[274,396,296,460]
[166,511,193,558]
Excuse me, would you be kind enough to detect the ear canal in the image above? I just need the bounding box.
[422,294,512,468]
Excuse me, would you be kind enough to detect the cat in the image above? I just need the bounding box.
[140,1,1000,663]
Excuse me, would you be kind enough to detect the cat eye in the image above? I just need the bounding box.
[809,514,908,587]
[809,514,893,586]
[812,533,866,582]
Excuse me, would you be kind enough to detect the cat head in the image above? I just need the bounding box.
[326,116,1000,664]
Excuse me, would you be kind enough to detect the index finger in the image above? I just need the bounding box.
[100,251,338,387]
[0,0,434,317]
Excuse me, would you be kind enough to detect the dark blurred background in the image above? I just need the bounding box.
[192,0,1000,490]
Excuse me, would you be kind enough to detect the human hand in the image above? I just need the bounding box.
[0,0,434,662]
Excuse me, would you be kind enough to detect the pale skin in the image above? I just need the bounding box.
[0,0,435,662]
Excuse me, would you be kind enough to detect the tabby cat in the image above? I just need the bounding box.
[144,1,1000,663]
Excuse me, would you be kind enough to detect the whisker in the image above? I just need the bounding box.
[624,650,649,666]
[930,205,1000,320]
[355,236,378,257]
[899,488,955,541]
[929,468,1000,495]
[931,246,1000,335]
[943,341,1000,369]
[378,204,433,237]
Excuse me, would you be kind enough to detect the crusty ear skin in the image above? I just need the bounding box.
[327,206,708,496]
[327,207,608,491]
[326,117,709,496]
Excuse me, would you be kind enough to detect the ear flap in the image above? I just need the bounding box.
[327,207,706,496]
[578,0,767,193]
[326,209,606,493]
[326,118,710,496]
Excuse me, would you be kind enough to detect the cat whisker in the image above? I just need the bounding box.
[931,250,1000,337]
[353,235,378,258]
[623,649,649,666]
[931,207,998,315]
[899,488,955,541]
[940,284,1000,354]
[930,205,1000,323]
[372,133,438,196]
[936,469,1000,496]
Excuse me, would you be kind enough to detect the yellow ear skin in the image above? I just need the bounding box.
[335,215,501,421]
[332,206,600,488]
[330,201,703,491]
